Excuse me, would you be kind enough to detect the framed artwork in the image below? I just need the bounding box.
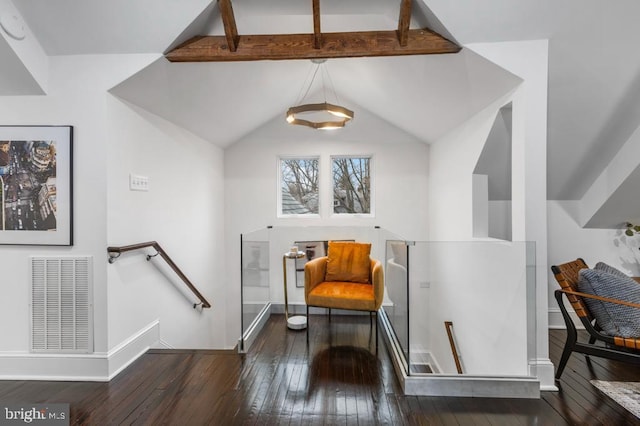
[0,126,73,245]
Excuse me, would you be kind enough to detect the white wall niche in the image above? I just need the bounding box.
[473,103,513,241]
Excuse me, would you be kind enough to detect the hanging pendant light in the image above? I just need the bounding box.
[286,59,354,130]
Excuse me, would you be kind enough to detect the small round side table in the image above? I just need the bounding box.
[283,251,307,330]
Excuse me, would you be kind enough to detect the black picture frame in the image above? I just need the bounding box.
[0,125,73,245]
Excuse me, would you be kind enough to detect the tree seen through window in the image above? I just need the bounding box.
[332,157,371,214]
[280,158,319,215]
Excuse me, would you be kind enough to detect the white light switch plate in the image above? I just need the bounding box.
[129,174,149,191]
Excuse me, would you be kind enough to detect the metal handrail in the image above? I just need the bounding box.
[107,241,211,309]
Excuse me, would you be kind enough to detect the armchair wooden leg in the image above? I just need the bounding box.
[328,308,331,322]
[306,305,309,345]
[556,333,575,380]
[555,290,577,380]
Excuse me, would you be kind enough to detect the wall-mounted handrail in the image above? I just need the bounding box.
[107,241,211,309]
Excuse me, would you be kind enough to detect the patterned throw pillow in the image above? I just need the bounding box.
[325,241,371,284]
[578,268,640,338]
[595,262,628,278]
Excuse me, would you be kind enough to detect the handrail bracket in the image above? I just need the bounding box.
[146,251,160,261]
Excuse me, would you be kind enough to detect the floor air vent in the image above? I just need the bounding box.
[30,256,93,353]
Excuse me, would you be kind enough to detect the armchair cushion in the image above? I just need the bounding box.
[307,281,376,312]
[578,268,640,338]
[325,241,372,284]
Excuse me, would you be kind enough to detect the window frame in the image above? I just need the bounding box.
[330,155,374,217]
[277,156,321,218]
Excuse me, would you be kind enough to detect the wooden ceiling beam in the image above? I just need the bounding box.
[312,0,322,49]
[165,29,460,62]
[397,0,412,47]
[218,0,239,52]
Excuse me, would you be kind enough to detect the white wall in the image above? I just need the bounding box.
[0,54,158,378]
[106,97,226,349]
[428,40,553,388]
[0,0,48,94]
[224,105,429,348]
[469,40,553,389]
[580,122,640,228]
[418,242,529,376]
[489,200,512,240]
[547,200,640,327]
[0,54,150,353]
[472,174,489,238]
[426,92,532,376]
[429,92,509,240]
[0,53,227,379]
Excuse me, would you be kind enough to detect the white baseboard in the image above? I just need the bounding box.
[107,320,160,380]
[0,320,160,382]
[154,339,174,349]
[529,358,558,391]
[239,303,271,353]
[0,352,109,381]
[548,308,584,330]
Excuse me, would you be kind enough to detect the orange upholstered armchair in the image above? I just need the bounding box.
[304,241,384,347]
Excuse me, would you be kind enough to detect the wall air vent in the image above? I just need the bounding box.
[30,256,93,353]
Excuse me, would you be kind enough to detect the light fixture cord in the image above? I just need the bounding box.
[295,62,321,105]
[323,62,341,106]
[321,63,328,103]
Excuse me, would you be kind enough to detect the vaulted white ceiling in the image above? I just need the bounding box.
[109,49,520,149]
[3,0,640,217]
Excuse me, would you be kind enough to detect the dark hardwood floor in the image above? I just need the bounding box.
[1,314,640,425]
